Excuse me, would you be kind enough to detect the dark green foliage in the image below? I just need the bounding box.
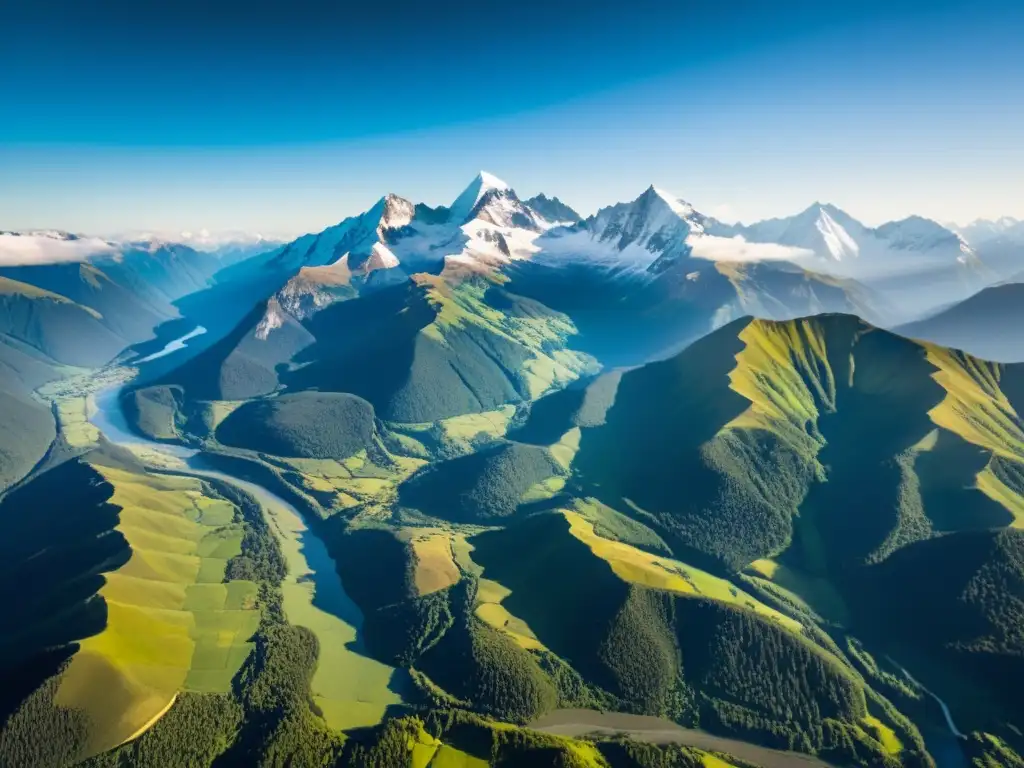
[0,669,88,768]
[858,528,1024,725]
[120,384,182,441]
[365,589,455,666]
[677,597,865,728]
[400,441,560,523]
[420,616,558,722]
[575,500,672,556]
[330,526,414,610]
[510,371,623,446]
[212,480,288,584]
[509,384,588,445]
[964,732,1024,767]
[216,392,376,459]
[596,740,709,768]
[470,512,880,761]
[470,513,678,711]
[574,321,782,570]
[329,526,457,664]
[81,694,243,768]
[235,591,319,714]
[534,650,615,711]
[917,438,1017,533]
[599,588,683,714]
[286,279,538,423]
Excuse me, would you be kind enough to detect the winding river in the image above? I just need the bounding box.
[89,355,405,731]
[86,325,968,759]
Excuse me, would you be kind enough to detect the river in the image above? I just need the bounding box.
[133,325,208,363]
[89,373,405,731]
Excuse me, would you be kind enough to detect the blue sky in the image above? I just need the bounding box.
[2,0,1022,236]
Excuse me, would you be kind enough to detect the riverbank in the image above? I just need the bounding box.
[88,372,406,732]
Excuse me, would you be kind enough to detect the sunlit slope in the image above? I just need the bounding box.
[573,314,1024,572]
[462,511,889,761]
[54,464,258,756]
[146,274,594,428]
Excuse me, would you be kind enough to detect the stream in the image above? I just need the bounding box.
[88,351,406,730]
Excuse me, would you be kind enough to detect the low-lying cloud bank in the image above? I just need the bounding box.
[0,232,116,267]
[687,234,814,263]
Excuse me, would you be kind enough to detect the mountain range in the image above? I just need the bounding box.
[1,173,1023,768]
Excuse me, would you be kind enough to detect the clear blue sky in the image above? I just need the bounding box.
[2,0,1022,236]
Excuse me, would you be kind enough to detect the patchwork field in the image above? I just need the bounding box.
[54,465,258,756]
[269,449,426,515]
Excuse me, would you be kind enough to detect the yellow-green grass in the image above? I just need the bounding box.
[724,318,835,455]
[976,462,1024,528]
[429,743,490,767]
[860,715,903,756]
[56,395,101,448]
[439,406,516,443]
[263,485,402,730]
[451,534,483,577]
[474,578,548,651]
[521,475,567,503]
[923,347,1024,522]
[402,529,461,596]
[564,512,802,632]
[413,274,593,400]
[272,451,426,514]
[745,558,850,625]
[199,400,245,431]
[548,426,582,471]
[523,348,591,400]
[55,465,258,755]
[464,533,547,650]
[925,346,1024,462]
[702,755,741,768]
[404,719,491,768]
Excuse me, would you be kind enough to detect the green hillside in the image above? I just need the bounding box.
[143,274,594,434]
[216,392,376,459]
[0,277,125,367]
[9,248,1024,768]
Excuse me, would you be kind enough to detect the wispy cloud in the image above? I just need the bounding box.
[687,234,813,263]
[0,232,116,266]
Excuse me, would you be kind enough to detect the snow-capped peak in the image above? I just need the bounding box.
[651,186,697,219]
[377,193,416,231]
[448,171,512,224]
[588,185,706,254]
[814,206,860,261]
